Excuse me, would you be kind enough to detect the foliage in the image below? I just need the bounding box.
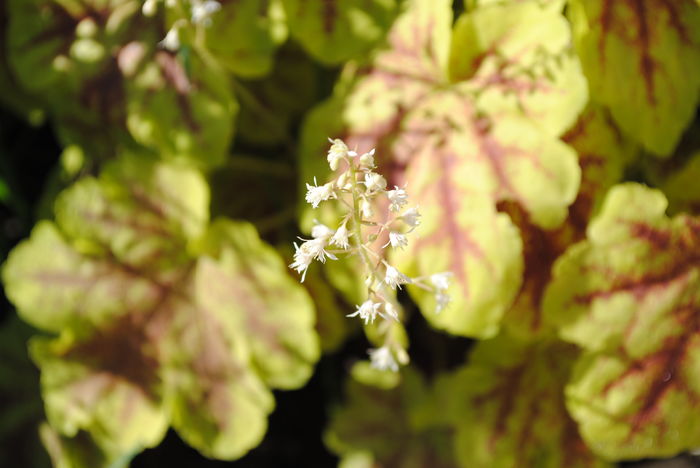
[0,0,699,466]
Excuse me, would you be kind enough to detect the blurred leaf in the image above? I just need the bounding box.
[326,368,457,468]
[544,183,700,459]
[569,0,700,156]
[204,0,287,78]
[0,317,49,468]
[281,0,400,65]
[3,155,319,462]
[126,50,238,168]
[433,335,609,468]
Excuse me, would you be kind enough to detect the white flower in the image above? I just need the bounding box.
[401,207,421,231]
[290,237,336,282]
[159,27,180,51]
[327,138,355,170]
[384,265,411,289]
[387,186,408,212]
[360,198,373,219]
[363,172,387,193]
[368,346,399,372]
[191,0,221,26]
[359,149,376,168]
[347,300,382,325]
[305,177,335,208]
[381,302,399,321]
[289,242,313,282]
[435,292,450,314]
[330,222,350,249]
[142,0,158,16]
[431,272,452,291]
[385,231,408,249]
[311,222,334,239]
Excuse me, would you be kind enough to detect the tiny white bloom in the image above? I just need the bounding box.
[435,292,450,314]
[401,207,421,231]
[387,186,408,212]
[385,231,408,249]
[330,222,350,249]
[381,302,399,322]
[363,172,387,193]
[311,222,334,239]
[360,198,373,219]
[305,177,335,208]
[384,265,411,289]
[290,242,314,282]
[191,0,221,26]
[359,148,376,168]
[142,0,158,16]
[159,27,180,51]
[431,272,452,291]
[327,138,352,170]
[368,346,399,372]
[347,300,382,325]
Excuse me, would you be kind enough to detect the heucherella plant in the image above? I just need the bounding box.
[291,138,451,371]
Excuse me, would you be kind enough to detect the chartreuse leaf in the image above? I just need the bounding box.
[433,335,609,468]
[40,423,135,468]
[299,0,582,338]
[193,219,320,389]
[281,0,400,65]
[543,183,700,459]
[204,0,287,78]
[569,0,700,156]
[325,368,457,468]
[498,105,636,340]
[2,155,319,462]
[450,0,588,137]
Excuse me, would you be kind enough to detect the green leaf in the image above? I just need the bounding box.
[204,0,287,78]
[450,0,588,137]
[299,0,584,337]
[193,219,320,389]
[40,424,133,468]
[569,0,700,156]
[658,151,700,215]
[3,156,319,462]
[325,368,458,468]
[543,183,700,459]
[435,335,609,468]
[126,51,238,168]
[281,0,400,64]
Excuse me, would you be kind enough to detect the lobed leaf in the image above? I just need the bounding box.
[2,156,319,461]
[450,0,588,137]
[435,335,609,468]
[544,183,700,458]
[569,0,700,156]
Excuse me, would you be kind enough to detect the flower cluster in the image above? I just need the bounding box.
[291,139,451,372]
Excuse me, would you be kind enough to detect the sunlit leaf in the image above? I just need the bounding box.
[450,0,588,137]
[569,0,700,156]
[544,183,700,459]
[3,156,319,462]
[281,0,400,64]
[434,335,609,468]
